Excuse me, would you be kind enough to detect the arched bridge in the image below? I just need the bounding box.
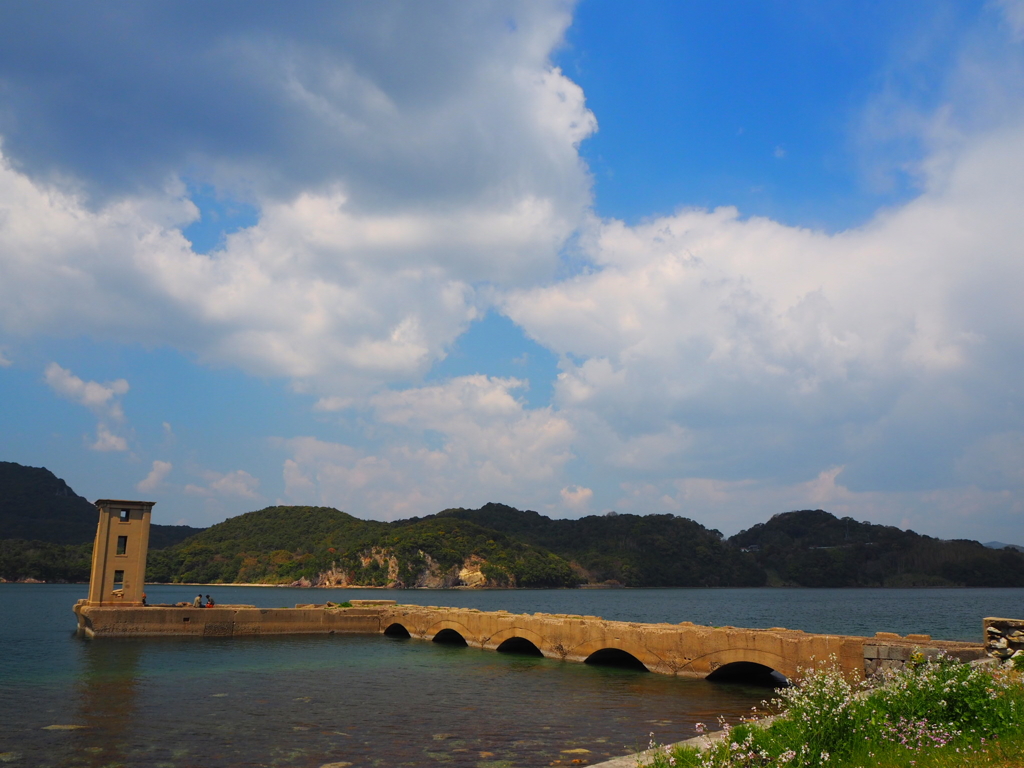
[376,604,985,681]
[73,600,987,681]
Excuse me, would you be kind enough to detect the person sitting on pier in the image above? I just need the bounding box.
[193,593,203,608]
[205,595,215,607]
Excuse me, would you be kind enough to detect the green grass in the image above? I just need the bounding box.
[646,656,1024,768]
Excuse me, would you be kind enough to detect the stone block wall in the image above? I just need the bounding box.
[863,632,988,677]
[984,617,1024,663]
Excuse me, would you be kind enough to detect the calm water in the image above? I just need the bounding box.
[2,584,1022,768]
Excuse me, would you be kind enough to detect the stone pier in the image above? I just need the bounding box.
[73,599,988,681]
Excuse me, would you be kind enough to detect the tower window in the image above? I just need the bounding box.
[119,509,130,522]
[113,570,124,589]
[116,536,127,555]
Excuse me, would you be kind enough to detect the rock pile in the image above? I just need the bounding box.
[984,617,1024,664]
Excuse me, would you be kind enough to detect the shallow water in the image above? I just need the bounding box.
[2,584,1020,767]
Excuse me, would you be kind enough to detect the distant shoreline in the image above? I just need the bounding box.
[2,580,1018,590]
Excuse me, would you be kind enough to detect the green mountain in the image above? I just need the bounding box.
[430,503,765,587]
[0,461,106,544]
[0,461,205,547]
[729,509,1024,587]
[4,461,1023,588]
[0,461,204,581]
[148,505,580,588]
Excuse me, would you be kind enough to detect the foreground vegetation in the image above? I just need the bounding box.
[648,656,1024,768]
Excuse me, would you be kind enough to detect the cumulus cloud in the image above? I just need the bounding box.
[185,469,261,499]
[499,13,1024,536]
[313,397,353,413]
[0,2,593,395]
[282,375,576,517]
[44,363,129,419]
[3,1,1024,540]
[44,362,131,452]
[91,424,128,453]
[0,3,591,204]
[560,484,593,512]
[616,466,1024,541]
[137,460,173,492]
[0,150,471,392]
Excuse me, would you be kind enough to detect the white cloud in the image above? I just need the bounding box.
[537,124,1008,352]
[313,396,353,413]
[137,460,173,492]
[502,97,1024,538]
[282,375,576,518]
[2,2,1024,542]
[0,349,10,367]
[44,363,129,420]
[91,424,128,453]
[615,466,1024,541]
[0,5,592,204]
[185,469,261,500]
[371,375,575,487]
[0,4,594,397]
[44,362,131,452]
[560,484,593,512]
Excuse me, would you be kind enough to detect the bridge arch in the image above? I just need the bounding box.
[432,628,468,646]
[485,626,549,654]
[423,619,479,646]
[496,636,544,656]
[688,649,796,683]
[383,622,411,638]
[569,639,662,672]
[585,647,649,671]
[706,660,788,686]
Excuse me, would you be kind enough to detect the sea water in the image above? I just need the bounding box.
[2,584,1021,767]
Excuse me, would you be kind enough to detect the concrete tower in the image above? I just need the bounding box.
[86,499,155,606]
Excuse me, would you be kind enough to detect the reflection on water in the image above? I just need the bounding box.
[72,641,142,767]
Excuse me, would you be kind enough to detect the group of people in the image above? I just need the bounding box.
[192,593,216,608]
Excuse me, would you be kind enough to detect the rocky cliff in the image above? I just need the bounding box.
[294,551,506,589]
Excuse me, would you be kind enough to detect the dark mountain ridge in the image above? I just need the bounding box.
[731,509,1024,587]
[985,541,1024,553]
[430,503,764,587]
[2,461,1022,587]
[0,461,204,547]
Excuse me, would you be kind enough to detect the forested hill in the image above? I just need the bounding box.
[148,506,580,588]
[0,462,204,547]
[0,461,97,544]
[730,509,1024,587]
[3,460,1024,587]
[430,503,764,587]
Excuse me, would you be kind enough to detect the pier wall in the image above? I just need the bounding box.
[74,601,382,638]
[73,599,988,681]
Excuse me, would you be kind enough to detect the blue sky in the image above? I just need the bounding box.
[1,1,1023,542]
[561,0,969,228]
